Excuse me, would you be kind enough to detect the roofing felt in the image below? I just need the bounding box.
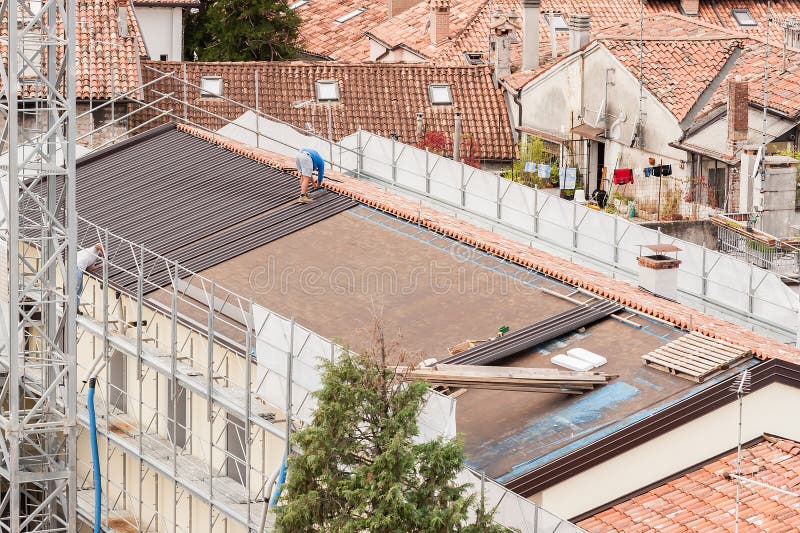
[75,123,355,291]
[578,435,800,532]
[135,61,516,161]
[0,0,146,99]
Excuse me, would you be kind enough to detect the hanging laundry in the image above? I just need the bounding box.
[652,166,663,177]
[661,164,672,176]
[564,168,577,189]
[634,168,643,179]
[613,168,634,185]
[538,163,551,178]
[524,161,536,173]
[559,167,567,188]
[643,167,653,178]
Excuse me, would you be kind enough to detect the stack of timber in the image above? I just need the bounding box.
[441,300,622,366]
[642,331,752,382]
[401,364,617,394]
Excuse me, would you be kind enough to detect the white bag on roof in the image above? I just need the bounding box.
[550,353,594,372]
[566,348,607,368]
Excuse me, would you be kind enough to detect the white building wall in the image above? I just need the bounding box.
[532,381,800,520]
[136,6,183,61]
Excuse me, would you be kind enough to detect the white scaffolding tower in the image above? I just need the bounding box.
[0,0,78,530]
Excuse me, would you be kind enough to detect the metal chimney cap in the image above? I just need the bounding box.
[569,13,591,29]
[521,0,542,7]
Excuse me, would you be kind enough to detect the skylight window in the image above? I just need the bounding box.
[200,76,223,97]
[732,8,757,26]
[315,80,340,102]
[428,83,453,106]
[335,7,366,23]
[289,0,309,9]
[544,12,569,31]
[464,52,484,65]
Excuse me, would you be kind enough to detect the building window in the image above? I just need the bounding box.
[428,83,453,106]
[464,52,484,65]
[544,12,569,31]
[732,9,757,27]
[314,80,340,102]
[200,76,223,97]
[289,0,309,8]
[335,7,366,23]
[159,54,168,61]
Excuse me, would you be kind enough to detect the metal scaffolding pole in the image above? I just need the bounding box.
[0,0,78,530]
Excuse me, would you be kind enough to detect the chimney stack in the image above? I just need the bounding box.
[568,13,590,53]
[681,0,699,16]
[387,0,416,19]
[522,0,541,70]
[785,17,800,49]
[429,0,451,45]
[490,11,519,79]
[727,76,749,150]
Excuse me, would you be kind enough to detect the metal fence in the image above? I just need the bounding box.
[714,213,800,280]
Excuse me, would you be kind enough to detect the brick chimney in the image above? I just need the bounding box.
[568,13,590,53]
[522,0,541,70]
[681,0,699,16]
[388,0,416,19]
[727,76,749,150]
[429,0,450,45]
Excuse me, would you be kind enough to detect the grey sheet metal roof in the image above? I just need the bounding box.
[75,123,356,291]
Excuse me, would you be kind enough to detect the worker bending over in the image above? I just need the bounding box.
[295,148,325,203]
[76,242,105,311]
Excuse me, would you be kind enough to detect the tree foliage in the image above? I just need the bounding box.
[274,327,506,532]
[184,0,301,61]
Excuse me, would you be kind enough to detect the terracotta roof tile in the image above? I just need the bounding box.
[580,437,800,533]
[133,0,199,6]
[175,122,800,367]
[138,61,516,160]
[1,0,145,99]
[294,0,391,59]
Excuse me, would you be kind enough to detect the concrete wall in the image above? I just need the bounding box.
[758,157,800,237]
[136,6,183,61]
[532,381,800,520]
[640,219,718,248]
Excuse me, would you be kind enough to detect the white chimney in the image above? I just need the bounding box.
[522,0,541,70]
[569,13,590,53]
[490,11,519,79]
[637,244,682,301]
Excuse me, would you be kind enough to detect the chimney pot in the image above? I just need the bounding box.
[521,0,541,70]
[727,78,749,150]
[429,0,451,45]
[387,0,416,19]
[681,0,699,16]
[568,13,590,53]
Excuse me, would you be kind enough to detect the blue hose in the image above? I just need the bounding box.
[87,378,101,533]
[268,455,287,510]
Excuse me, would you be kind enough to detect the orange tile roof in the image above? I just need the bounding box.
[132,0,199,6]
[138,61,516,160]
[1,0,145,100]
[176,121,800,366]
[579,436,800,532]
[294,0,391,59]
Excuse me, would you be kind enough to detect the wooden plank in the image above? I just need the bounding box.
[650,348,713,373]
[680,335,746,357]
[664,341,734,364]
[642,352,703,377]
[642,359,702,383]
[687,332,749,354]
[414,364,615,382]
[658,345,726,368]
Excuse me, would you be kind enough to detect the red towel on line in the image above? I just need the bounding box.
[613,168,634,185]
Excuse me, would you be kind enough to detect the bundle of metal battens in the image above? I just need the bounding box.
[440,300,623,366]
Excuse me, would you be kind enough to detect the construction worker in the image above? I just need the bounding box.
[295,148,325,203]
[76,242,105,311]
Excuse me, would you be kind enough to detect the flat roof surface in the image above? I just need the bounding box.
[189,205,709,482]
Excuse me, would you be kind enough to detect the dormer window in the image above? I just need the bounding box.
[200,76,223,97]
[315,80,340,102]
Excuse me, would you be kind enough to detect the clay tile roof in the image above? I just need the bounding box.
[174,120,800,366]
[133,0,199,6]
[138,61,516,160]
[579,437,800,533]
[1,0,145,100]
[294,0,391,59]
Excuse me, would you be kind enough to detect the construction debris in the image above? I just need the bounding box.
[399,364,617,394]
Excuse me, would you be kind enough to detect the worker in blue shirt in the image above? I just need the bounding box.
[295,148,325,203]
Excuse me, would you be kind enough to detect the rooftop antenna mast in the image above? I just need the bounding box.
[634,0,646,148]
[0,0,78,530]
[758,1,772,203]
[731,369,752,533]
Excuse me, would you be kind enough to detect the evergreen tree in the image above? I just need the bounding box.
[274,328,507,532]
[184,0,300,61]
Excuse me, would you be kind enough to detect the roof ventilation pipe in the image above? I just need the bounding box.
[569,13,590,54]
[453,112,462,161]
[521,0,541,70]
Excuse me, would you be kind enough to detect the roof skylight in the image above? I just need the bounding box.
[315,80,340,102]
[289,0,309,9]
[464,52,484,65]
[200,76,223,97]
[732,8,757,26]
[428,83,453,106]
[335,7,366,23]
[544,12,569,31]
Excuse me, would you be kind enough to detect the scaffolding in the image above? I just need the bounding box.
[0,0,78,531]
